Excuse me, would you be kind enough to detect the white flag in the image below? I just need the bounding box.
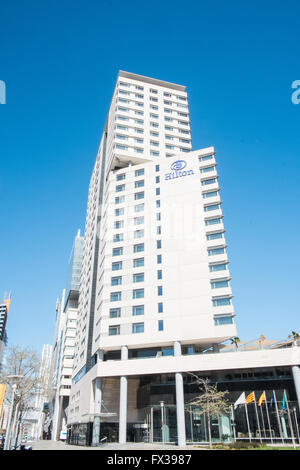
[234,392,246,410]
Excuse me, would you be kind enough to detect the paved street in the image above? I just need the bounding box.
[30,440,203,451]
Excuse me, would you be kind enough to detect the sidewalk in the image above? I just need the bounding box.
[30,440,202,451]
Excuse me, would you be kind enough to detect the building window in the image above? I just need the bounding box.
[212,297,231,307]
[134,216,144,225]
[201,178,217,186]
[134,191,144,200]
[209,263,227,272]
[134,203,144,212]
[133,288,144,299]
[133,258,144,267]
[111,276,122,286]
[135,180,144,188]
[204,204,220,212]
[156,165,160,172]
[134,243,144,253]
[115,196,125,204]
[132,305,144,316]
[135,168,144,177]
[156,200,160,208]
[109,308,121,318]
[157,270,162,280]
[214,316,233,326]
[116,173,126,181]
[200,166,215,174]
[158,302,163,313]
[203,191,219,199]
[157,254,162,264]
[205,217,221,226]
[133,273,144,283]
[109,325,120,336]
[158,286,163,296]
[110,292,122,302]
[115,208,125,216]
[157,240,162,249]
[158,320,164,331]
[112,247,123,256]
[115,144,128,151]
[113,233,123,242]
[156,188,160,196]
[114,220,124,229]
[112,261,122,271]
[211,280,229,289]
[206,232,223,240]
[134,229,144,239]
[199,154,213,162]
[117,115,129,121]
[132,322,144,334]
[208,247,225,256]
[157,226,161,235]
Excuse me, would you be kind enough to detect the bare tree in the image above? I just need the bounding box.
[188,374,231,449]
[0,345,41,447]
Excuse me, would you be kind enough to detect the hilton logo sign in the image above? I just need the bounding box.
[165,160,194,180]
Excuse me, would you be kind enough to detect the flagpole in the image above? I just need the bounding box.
[273,390,284,444]
[244,402,251,442]
[259,393,267,439]
[284,390,296,449]
[264,391,273,444]
[253,392,262,443]
[293,407,300,444]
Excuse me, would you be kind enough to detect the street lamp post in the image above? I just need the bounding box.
[4,384,17,450]
[3,375,24,450]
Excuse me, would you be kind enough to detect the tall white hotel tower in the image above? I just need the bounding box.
[68,71,237,446]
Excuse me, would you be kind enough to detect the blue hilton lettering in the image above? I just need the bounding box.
[165,160,194,180]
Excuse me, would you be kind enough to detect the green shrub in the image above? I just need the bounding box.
[228,441,261,450]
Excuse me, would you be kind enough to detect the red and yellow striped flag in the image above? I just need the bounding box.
[245,392,255,404]
[258,392,266,407]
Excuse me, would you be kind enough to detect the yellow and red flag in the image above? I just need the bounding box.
[258,392,266,407]
[0,384,6,407]
[245,392,255,404]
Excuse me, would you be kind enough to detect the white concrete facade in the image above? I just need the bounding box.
[49,230,83,440]
[68,72,240,442]
[72,71,236,377]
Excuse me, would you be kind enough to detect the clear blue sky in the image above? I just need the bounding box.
[0,0,299,354]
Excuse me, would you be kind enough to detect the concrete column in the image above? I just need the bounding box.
[292,365,300,411]
[174,341,186,446]
[119,346,128,444]
[92,350,103,446]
